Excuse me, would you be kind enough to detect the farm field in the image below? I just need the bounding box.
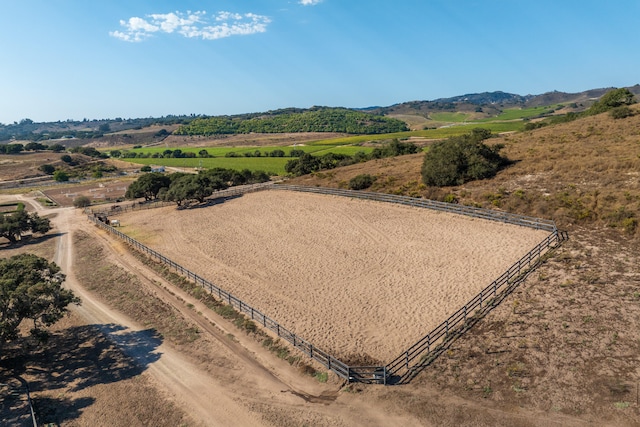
[115,189,550,363]
[43,179,131,207]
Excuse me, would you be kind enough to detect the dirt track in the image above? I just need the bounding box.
[4,193,427,426]
[116,190,550,363]
[3,192,633,426]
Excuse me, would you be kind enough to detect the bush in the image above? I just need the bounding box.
[53,170,69,182]
[73,196,91,208]
[39,164,55,175]
[610,105,634,120]
[140,165,152,172]
[421,128,509,187]
[349,174,376,190]
[60,154,73,163]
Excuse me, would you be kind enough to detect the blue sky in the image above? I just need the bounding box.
[1,1,638,124]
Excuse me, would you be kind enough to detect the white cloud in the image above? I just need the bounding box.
[110,10,270,42]
[299,0,323,5]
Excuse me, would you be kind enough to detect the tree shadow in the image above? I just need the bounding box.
[177,194,243,210]
[0,232,65,249]
[1,324,163,424]
[32,395,95,426]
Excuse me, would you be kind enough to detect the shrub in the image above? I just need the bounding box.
[73,196,91,208]
[421,128,509,187]
[610,105,634,119]
[348,174,376,190]
[60,154,73,163]
[39,164,55,175]
[53,170,69,182]
[140,165,152,172]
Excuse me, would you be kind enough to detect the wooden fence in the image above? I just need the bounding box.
[272,184,557,232]
[87,215,355,381]
[88,183,565,384]
[88,182,275,216]
[385,229,567,384]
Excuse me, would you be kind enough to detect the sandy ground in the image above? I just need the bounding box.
[117,190,550,363]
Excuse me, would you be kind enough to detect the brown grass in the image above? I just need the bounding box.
[290,106,640,236]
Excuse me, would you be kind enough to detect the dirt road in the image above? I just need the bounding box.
[3,193,423,426]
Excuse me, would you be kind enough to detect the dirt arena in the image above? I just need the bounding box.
[115,190,550,363]
[43,180,129,207]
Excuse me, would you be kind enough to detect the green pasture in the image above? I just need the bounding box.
[118,121,527,175]
[122,157,290,175]
[429,112,472,122]
[479,106,558,121]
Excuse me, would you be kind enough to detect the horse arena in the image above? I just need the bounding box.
[115,190,550,363]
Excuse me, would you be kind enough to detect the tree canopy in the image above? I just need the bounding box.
[421,128,510,187]
[586,88,637,115]
[0,254,80,349]
[125,168,270,207]
[174,107,408,136]
[125,172,172,201]
[0,204,51,243]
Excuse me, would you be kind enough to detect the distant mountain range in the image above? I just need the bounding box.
[1,85,639,142]
[362,84,640,116]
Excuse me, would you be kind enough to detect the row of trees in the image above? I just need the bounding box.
[174,107,408,136]
[284,139,419,176]
[125,168,270,207]
[0,142,66,154]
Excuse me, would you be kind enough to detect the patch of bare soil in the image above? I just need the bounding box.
[410,227,640,425]
[43,179,132,207]
[0,152,62,181]
[2,312,190,426]
[116,190,549,363]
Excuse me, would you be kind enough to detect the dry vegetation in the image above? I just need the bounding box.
[2,107,640,425]
[291,105,640,236]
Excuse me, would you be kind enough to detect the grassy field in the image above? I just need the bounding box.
[123,156,291,174]
[429,112,472,122]
[118,122,525,174]
[479,105,558,121]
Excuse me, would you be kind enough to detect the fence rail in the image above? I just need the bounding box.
[88,183,564,384]
[89,182,275,216]
[385,229,565,383]
[87,214,352,381]
[273,185,557,232]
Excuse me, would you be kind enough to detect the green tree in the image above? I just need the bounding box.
[110,150,122,158]
[421,128,509,187]
[125,172,171,201]
[0,254,80,348]
[73,196,91,208]
[60,154,73,164]
[38,164,55,175]
[24,142,47,151]
[140,165,152,172]
[53,170,69,182]
[47,143,65,152]
[587,88,637,115]
[0,205,51,244]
